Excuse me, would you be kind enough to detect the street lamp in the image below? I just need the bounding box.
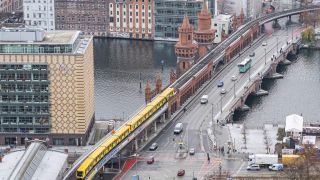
[248,67,251,81]
[211,103,214,125]
[276,37,279,52]
[264,48,267,65]
[220,95,223,113]
[233,81,236,98]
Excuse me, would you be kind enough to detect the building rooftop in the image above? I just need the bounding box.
[0,28,81,45]
[213,14,233,22]
[0,141,68,180]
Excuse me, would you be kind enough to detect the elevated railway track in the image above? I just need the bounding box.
[63,5,320,180]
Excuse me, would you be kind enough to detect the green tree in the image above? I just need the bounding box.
[277,128,285,141]
[301,26,316,44]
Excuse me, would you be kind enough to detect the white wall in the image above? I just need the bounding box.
[23,0,55,30]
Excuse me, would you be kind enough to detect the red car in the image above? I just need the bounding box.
[147,156,154,164]
[177,169,185,176]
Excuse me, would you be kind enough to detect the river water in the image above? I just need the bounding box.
[93,38,176,120]
[234,49,320,128]
[94,38,320,128]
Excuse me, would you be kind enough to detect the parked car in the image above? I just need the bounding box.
[189,148,195,155]
[149,143,158,151]
[231,75,237,81]
[262,42,267,46]
[147,156,154,164]
[247,164,260,171]
[177,169,185,176]
[200,95,209,104]
[220,89,226,94]
[249,52,255,57]
[217,81,224,87]
[269,163,284,171]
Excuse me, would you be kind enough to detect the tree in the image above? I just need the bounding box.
[241,123,247,149]
[277,128,285,141]
[285,144,320,180]
[301,26,316,45]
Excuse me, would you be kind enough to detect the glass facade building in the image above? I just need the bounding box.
[0,28,95,146]
[154,0,215,39]
[0,64,50,136]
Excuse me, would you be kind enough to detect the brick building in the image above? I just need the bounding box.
[0,0,22,13]
[108,0,154,39]
[175,0,216,76]
[55,0,108,36]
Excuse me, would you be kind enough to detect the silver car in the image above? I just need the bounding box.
[247,164,260,171]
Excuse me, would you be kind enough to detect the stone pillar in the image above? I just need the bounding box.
[144,130,148,141]
[155,74,162,94]
[170,69,177,84]
[145,81,151,103]
[134,138,138,151]
[154,121,157,132]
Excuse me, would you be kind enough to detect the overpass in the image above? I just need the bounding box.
[63,5,320,180]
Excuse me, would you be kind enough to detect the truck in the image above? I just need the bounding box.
[248,154,278,166]
[282,154,305,166]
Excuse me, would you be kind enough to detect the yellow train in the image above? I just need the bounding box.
[76,87,175,179]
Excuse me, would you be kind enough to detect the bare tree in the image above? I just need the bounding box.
[241,123,247,149]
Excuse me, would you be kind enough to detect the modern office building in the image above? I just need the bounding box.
[0,28,94,146]
[108,0,154,39]
[23,0,55,30]
[154,0,214,40]
[54,0,108,36]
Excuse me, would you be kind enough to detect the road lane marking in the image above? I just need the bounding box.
[236,161,246,175]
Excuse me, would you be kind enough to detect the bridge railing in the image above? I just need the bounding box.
[171,5,320,90]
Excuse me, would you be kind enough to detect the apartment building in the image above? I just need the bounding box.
[108,0,154,39]
[23,0,55,30]
[55,0,108,36]
[0,0,22,13]
[0,28,94,146]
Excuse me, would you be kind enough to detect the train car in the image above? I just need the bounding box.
[77,136,119,179]
[127,114,143,130]
[76,87,175,179]
[114,125,131,142]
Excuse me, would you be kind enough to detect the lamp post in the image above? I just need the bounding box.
[276,37,279,52]
[220,95,223,113]
[249,67,251,81]
[233,81,236,98]
[264,48,267,65]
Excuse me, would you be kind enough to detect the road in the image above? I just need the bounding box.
[122,21,303,179]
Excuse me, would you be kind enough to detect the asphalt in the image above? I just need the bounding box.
[122,20,305,179]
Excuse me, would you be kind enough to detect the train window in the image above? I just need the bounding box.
[77,171,83,177]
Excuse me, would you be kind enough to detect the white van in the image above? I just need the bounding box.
[174,123,183,134]
[200,95,208,104]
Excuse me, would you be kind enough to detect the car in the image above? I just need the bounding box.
[220,89,226,94]
[249,52,255,57]
[247,164,260,171]
[177,169,185,176]
[231,75,237,81]
[269,163,283,171]
[189,148,195,155]
[200,95,209,104]
[147,156,154,164]
[149,143,158,151]
[262,42,267,46]
[217,81,224,87]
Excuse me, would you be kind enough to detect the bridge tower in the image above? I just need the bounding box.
[175,15,198,77]
[194,0,215,57]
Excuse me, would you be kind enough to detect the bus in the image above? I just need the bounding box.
[238,58,252,73]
